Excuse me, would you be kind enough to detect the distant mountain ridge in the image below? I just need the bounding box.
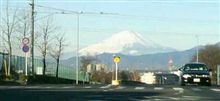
[62,42,220,70]
[61,47,197,70]
[60,31,219,70]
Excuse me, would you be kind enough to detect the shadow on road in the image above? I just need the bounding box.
[0,89,161,101]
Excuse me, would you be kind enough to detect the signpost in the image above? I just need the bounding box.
[217,65,220,85]
[112,56,120,86]
[22,38,30,76]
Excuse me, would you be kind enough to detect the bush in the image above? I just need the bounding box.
[27,75,88,84]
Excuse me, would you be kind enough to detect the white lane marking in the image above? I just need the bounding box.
[211,88,220,92]
[25,86,41,89]
[103,90,108,92]
[192,88,202,91]
[9,86,23,89]
[173,87,184,91]
[84,86,92,88]
[182,96,210,100]
[31,86,41,88]
[116,86,126,89]
[135,87,145,90]
[173,87,184,93]
[62,86,74,89]
[45,86,52,88]
[100,84,112,89]
[154,87,164,90]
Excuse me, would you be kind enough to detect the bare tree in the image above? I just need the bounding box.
[38,18,57,76]
[80,55,95,72]
[120,71,131,81]
[91,71,112,84]
[16,11,31,39]
[130,71,140,81]
[1,1,19,76]
[192,44,220,84]
[49,34,66,78]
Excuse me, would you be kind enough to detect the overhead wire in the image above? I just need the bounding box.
[34,4,219,23]
[1,3,218,37]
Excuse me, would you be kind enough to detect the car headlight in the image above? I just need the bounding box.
[183,74,191,78]
[202,75,210,77]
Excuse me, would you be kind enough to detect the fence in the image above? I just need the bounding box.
[0,52,88,82]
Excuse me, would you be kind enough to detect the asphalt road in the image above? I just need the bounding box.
[0,84,220,101]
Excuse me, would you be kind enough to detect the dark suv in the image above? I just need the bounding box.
[179,62,211,86]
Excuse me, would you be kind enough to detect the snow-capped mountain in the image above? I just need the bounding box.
[79,31,176,56]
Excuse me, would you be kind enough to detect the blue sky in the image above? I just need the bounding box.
[1,0,220,52]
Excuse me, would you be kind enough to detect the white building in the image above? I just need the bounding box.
[140,72,156,84]
[95,64,108,72]
[86,64,108,73]
[86,64,95,73]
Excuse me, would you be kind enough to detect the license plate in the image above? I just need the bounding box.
[193,78,200,82]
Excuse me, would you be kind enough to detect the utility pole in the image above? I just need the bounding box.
[30,0,35,75]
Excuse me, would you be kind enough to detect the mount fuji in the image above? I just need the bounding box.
[79,31,176,56]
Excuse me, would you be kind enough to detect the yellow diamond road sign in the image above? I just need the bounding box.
[114,56,120,63]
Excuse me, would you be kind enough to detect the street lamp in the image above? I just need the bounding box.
[76,11,83,85]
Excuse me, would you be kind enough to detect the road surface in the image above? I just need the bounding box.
[0,84,220,101]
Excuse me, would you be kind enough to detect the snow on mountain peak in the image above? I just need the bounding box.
[103,30,146,46]
[106,30,143,43]
[79,30,175,56]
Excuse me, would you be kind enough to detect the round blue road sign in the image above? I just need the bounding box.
[22,45,29,53]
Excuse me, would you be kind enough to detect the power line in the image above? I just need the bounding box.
[35,13,56,21]
[35,4,78,14]
[35,4,119,15]
[34,4,219,23]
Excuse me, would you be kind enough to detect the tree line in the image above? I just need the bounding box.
[0,3,66,80]
[192,43,220,84]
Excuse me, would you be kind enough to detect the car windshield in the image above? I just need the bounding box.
[184,64,208,71]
